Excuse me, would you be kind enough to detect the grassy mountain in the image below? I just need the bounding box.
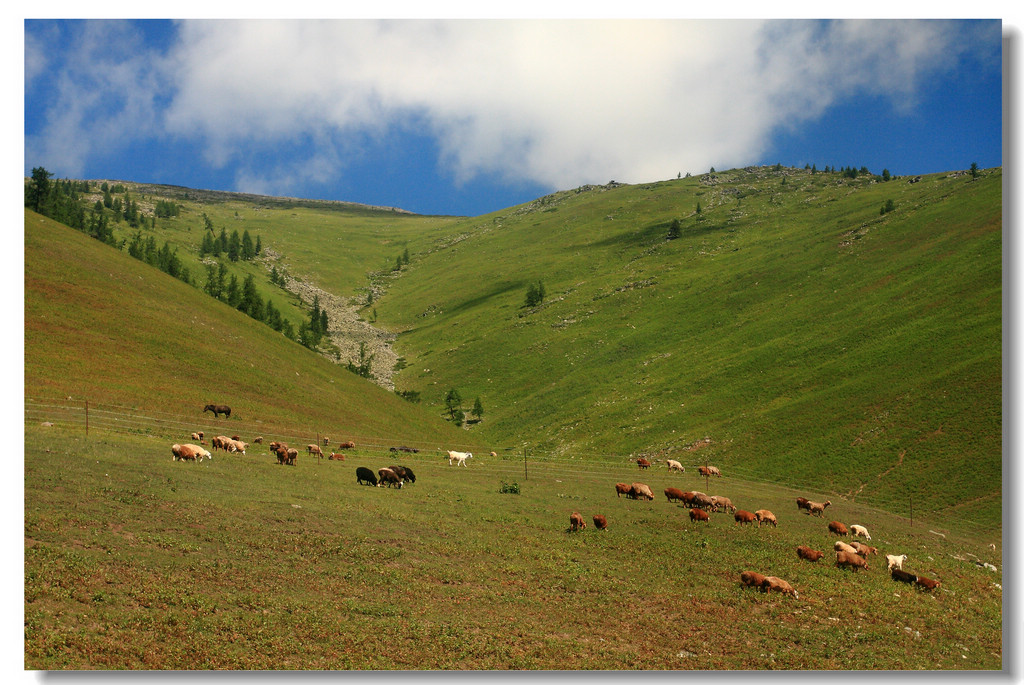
[22,168,1003,670]
[24,208,468,448]
[26,166,1002,532]
[379,167,1002,529]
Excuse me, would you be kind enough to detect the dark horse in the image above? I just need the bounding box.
[203,403,232,418]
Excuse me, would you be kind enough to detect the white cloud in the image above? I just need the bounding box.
[30,19,994,190]
[161,19,984,189]
[25,21,167,177]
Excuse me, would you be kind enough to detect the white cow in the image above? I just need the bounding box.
[447,450,473,467]
[850,524,872,540]
[886,554,908,571]
[666,459,684,472]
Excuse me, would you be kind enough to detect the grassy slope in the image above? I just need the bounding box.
[24,426,1002,670]
[22,177,1003,670]
[24,209,470,448]
[378,169,1001,530]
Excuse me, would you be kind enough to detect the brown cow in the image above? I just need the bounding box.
[828,521,849,537]
[734,510,756,526]
[796,497,811,512]
[689,508,710,523]
[698,465,722,477]
[850,541,878,557]
[615,482,633,498]
[570,512,586,532]
[636,458,651,470]
[664,487,687,503]
[328,452,346,461]
[337,441,356,450]
[761,576,799,599]
[891,568,917,584]
[592,514,607,530]
[740,571,768,590]
[796,545,824,562]
[836,550,869,571]
[915,576,941,592]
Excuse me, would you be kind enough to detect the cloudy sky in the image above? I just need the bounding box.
[24,18,1003,216]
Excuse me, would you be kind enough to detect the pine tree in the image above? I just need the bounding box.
[667,218,681,240]
[228,230,241,262]
[241,230,255,260]
[472,397,484,420]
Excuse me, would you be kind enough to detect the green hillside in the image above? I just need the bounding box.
[25,165,1002,533]
[24,208,470,449]
[377,168,1002,529]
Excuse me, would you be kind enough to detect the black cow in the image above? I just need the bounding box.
[356,467,377,486]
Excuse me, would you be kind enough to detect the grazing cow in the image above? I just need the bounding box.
[734,510,756,526]
[850,541,878,557]
[891,568,917,584]
[740,571,768,590]
[666,459,684,473]
[850,524,872,540]
[761,576,799,599]
[636,458,651,470]
[328,453,346,461]
[698,465,722,478]
[592,514,607,530]
[228,439,247,454]
[275,446,288,465]
[796,545,824,562]
[689,508,710,523]
[322,437,330,446]
[398,466,416,484]
[834,540,859,556]
[796,497,811,512]
[171,444,198,462]
[691,492,715,511]
[338,441,356,450]
[754,510,777,528]
[211,435,230,451]
[569,512,586,532]
[253,436,263,444]
[915,576,940,592]
[828,521,849,537]
[447,450,473,467]
[378,468,403,488]
[710,496,736,513]
[286,448,298,466]
[807,500,832,517]
[836,550,869,571]
[630,483,655,501]
[203,404,231,418]
[269,441,287,453]
[190,432,203,441]
[307,444,323,457]
[886,554,908,572]
[664,487,687,503]
[615,482,632,498]
[356,467,378,486]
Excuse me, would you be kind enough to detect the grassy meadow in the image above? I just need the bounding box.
[23,164,1003,670]
[24,425,1002,670]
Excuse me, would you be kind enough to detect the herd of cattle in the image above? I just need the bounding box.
[175,418,942,598]
[570,461,941,599]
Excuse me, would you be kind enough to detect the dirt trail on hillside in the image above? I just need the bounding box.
[284,276,400,390]
[256,249,399,390]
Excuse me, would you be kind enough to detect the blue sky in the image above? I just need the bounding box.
[24,18,1004,217]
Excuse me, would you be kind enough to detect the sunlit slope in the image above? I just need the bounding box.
[378,168,1001,526]
[24,208,468,447]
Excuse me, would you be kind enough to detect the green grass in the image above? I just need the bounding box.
[24,166,1002,669]
[24,209,471,448]
[24,425,1001,669]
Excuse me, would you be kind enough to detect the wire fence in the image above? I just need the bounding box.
[24,396,1000,541]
